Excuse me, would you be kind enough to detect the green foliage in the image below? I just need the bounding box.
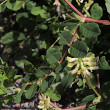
[79,23,101,38]
[105,0,110,14]
[14,84,26,103]
[90,3,103,19]
[6,0,26,11]
[70,41,88,58]
[0,0,110,109]
[59,30,72,45]
[46,48,62,64]
[98,56,110,70]
[80,95,95,105]
[25,83,38,99]
[45,88,61,101]
[79,23,101,47]
[31,6,48,19]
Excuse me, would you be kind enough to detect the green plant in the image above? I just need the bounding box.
[0,0,110,109]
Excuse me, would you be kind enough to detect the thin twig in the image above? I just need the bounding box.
[65,0,110,25]
[50,37,60,48]
[96,57,101,92]
[65,0,84,17]
[67,13,78,20]
[61,102,99,110]
[0,0,8,6]
[85,75,100,97]
[27,23,80,86]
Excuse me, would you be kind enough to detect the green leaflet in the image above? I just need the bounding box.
[25,83,38,99]
[70,41,88,58]
[45,88,61,101]
[0,85,8,95]
[31,6,47,18]
[79,23,101,38]
[15,60,24,69]
[80,95,95,105]
[46,48,62,64]
[25,1,36,11]
[14,84,26,103]
[6,0,25,11]
[79,23,101,47]
[90,3,103,19]
[16,12,29,22]
[35,66,49,78]
[1,32,14,45]
[105,0,110,14]
[98,56,110,70]
[1,32,26,45]
[59,30,72,45]
[40,80,48,93]
[24,60,37,73]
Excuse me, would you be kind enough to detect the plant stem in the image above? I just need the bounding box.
[96,56,101,95]
[50,102,59,109]
[85,17,110,25]
[68,22,82,46]
[67,13,78,20]
[64,0,84,17]
[27,63,59,85]
[27,22,80,85]
[62,103,95,110]
[64,0,110,25]
[85,75,100,97]
[0,0,8,6]
[50,37,60,48]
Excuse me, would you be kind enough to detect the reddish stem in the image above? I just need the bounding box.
[27,63,59,85]
[64,0,84,17]
[61,103,95,110]
[64,0,110,25]
[68,22,83,46]
[85,17,110,25]
[27,23,80,85]
[96,57,100,91]
[50,102,59,109]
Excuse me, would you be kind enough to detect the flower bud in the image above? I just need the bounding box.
[82,54,95,61]
[71,63,79,74]
[67,62,77,67]
[88,66,99,72]
[67,56,78,62]
[83,61,96,66]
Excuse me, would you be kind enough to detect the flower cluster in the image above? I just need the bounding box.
[37,94,50,110]
[67,54,99,78]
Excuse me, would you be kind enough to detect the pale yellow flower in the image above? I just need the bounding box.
[71,63,79,74]
[88,66,99,72]
[83,61,96,66]
[67,56,78,62]
[83,69,92,78]
[67,54,98,78]
[82,54,95,61]
[37,95,50,110]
